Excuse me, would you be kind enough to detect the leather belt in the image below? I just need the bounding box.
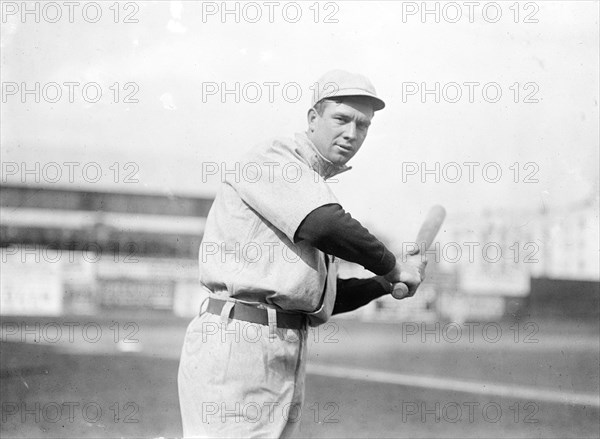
[205,297,306,330]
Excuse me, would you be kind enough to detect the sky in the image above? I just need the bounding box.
[1,0,598,235]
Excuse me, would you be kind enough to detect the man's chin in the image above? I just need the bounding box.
[328,156,348,167]
[332,154,352,166]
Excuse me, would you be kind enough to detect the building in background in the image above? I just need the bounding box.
[1,184,211,317]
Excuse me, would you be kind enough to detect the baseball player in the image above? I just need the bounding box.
[177,69,427,438]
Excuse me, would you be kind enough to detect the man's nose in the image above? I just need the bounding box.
[343,122,357,140]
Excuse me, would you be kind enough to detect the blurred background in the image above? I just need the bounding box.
[1,1,599,438]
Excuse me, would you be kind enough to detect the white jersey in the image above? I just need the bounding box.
[199,132,351,325]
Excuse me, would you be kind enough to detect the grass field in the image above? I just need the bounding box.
[1,315,598,438]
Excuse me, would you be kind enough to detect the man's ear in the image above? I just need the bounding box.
[307,107,318,132]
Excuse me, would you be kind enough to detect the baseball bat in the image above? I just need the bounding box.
[391,205,446,299]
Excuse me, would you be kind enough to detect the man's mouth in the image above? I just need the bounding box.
[336,144,353,152]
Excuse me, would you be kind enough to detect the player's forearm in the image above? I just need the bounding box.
[332,277,392,315]
[294,203,396,275]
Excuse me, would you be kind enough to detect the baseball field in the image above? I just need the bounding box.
[1,314,598,438]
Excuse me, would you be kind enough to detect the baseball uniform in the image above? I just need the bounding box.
[178,131,397,438]
[177,68,406,438]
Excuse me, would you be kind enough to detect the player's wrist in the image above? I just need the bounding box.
[373,275,394,294]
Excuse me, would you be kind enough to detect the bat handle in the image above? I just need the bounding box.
[391,282,409,300]
[390,248,420,299]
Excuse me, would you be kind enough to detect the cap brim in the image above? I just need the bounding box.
[318,88,386,111]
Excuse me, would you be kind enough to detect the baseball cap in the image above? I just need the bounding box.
[311,69,385,111]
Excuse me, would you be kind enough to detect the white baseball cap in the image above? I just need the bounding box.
[311,69,385,111]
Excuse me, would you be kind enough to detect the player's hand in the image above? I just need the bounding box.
[384,252,428,299]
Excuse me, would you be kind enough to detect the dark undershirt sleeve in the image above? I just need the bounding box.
[293,203,396,275]
[332,277,391,315]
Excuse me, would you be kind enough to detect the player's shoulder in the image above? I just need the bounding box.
[253,135,297,153]
[243,135,304,162]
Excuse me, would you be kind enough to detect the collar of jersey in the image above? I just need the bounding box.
[294,132,352,180]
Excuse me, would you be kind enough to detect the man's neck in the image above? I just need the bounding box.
[295,132,352,180]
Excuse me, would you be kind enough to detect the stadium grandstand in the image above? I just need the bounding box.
[1,184,211,317]
[1,184,211,258]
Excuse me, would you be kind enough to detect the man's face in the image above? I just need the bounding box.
[307,98,375,166]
